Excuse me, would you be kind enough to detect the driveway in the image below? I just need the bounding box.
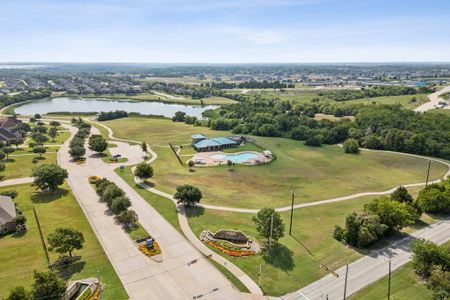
[58,125,252,299]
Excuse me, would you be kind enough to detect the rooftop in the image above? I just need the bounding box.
[0,195,16,225]
[191,133,206,139]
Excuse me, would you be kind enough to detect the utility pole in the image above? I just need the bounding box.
[425,160,432,186]
[258,264,262,286]
[343,264,349,300]
[289,190,295,235]
[269,214,274,250]
[388,260,391,300]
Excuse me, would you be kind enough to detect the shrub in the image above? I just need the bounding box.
[110,196,131,214]
[343,138,360,153]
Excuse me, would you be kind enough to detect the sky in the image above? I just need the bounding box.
[1,0,450,63]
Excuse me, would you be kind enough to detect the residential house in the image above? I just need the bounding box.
[0,195,17,235]
[191,134,238,152]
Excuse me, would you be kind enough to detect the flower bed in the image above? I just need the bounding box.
[138,242,161,257]
[88,176,101,184]
[206,241,255,257]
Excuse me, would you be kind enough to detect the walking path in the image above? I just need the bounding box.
[0,177,33,187]
[415,85,450,112]
[283,217,450,300]
[57,123,258,299]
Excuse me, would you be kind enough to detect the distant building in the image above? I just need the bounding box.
[0,195,17,235]
[191,134,238,152]
[0,117,21,142]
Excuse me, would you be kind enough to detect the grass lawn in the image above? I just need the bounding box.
[0,183,127,299]
[103,117,448,209]
[187,196,377,296]
[350,240,450,300]
[342,94,429,110]
[1,153,57,180]
[186,195,442,296]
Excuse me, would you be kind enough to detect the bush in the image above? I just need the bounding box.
[110,196,131,214]
[134,163,154,181]
[343,138,360,153]
[305,135,323,147]
[101,185,124,206]
[415,183,450,213]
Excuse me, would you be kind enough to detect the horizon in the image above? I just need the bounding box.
[2,0,450,63]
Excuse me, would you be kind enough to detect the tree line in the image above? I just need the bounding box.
[0,90,51,108]
[197,98,450,159]
[96,110,128,121]
[334,180,450,248]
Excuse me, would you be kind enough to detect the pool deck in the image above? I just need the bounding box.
[191,150,271,166]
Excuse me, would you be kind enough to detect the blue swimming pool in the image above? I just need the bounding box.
[210,152,258,163]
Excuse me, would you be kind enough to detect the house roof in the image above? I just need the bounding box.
[194,139,221,149]
[0,195,16,225]
[191,134,206,139]
[0,128,16,141]
[0,117,21,130]
[211,137,237,145]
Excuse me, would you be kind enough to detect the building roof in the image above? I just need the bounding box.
[0,117,21,130]
[0,195,16,225]
[194,139,221,149]
[211,137,238,145]
[191,134,206,139]
[0,128,16,141]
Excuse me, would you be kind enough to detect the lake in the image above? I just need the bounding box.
[14,97,218,118]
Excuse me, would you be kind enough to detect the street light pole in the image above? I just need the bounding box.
[425,160,432,186]
[388,260,391,300]
[343,264,349,300]
[289,191,295,235]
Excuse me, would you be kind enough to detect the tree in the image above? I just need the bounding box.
[117,210,138,229]
[252,208,285,244]
[3,147,14,160]
[428,269,450,300]
[415,184,450,213]
[364,197,417,231]
[32,164,68,192]
[227,159,233,170]
[101,184,124,206]
[33,125,47,134]
[48,127,58,142]
[343,138,360,154]
[0,162,5,172]
[110,196,131,214]
[31,132,48,146]
[34,113,41,119]
[14,122,31,137]
[0,150,5,161]
[5,286,31,300]
[49,121,60,127]
[32,270,66,300]
[188,160,195,172]
[174,184,202,206]
[69,145,86,160]
[9,138,23,150]
[47,227,85,257]
[88,134,108,154]
[141,142,148,156]
[172,111,187,122]
[134,163,153,181]
[391,186,414,205]
[304,134,322,147]
[412,239,450,277]
[32,157,39,168]
[33,146,46,157]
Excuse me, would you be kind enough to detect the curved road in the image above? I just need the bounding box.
[415,85,450,112]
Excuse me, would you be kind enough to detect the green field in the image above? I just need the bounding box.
[342,94,429,109]
[1,153,57,180]
[350,240,450,300]
[0,183,127,299]
[104,117,448,208]
[187,196,374,296]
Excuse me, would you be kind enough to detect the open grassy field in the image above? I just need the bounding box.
[342,94,429,110]
[350,240,450,300]
[0,183,127,299]
[187,196,374,296]
[1,153,57,180]
[187,194,442,296]
[104,117,448,208]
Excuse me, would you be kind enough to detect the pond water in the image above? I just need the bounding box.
[14,97,218,118]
